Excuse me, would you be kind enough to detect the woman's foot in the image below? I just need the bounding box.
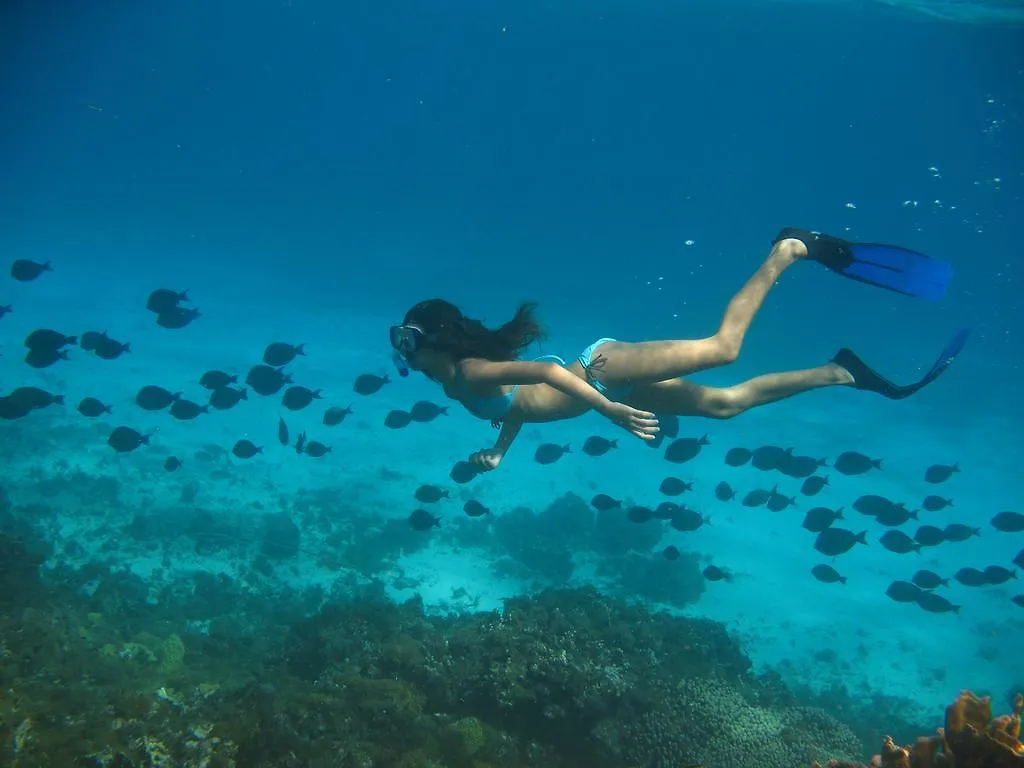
[771,237,809,264]
[828,360,856,386]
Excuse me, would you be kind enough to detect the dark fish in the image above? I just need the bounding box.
[323,406,353,426]
[885,580,923,603]
[991,511,1024,533]
[0,395,32,420]
[415,485,449,503]
[742,489,772,508]
[953,567,988,588]
[751,445,792,472]
[199,370,237,390]
[924,462,959,484]
[801,476,829,496]
[591,493,621,511]
[164,456,182,472]
[534,443,570,465]
[156,306,201,329]
[1015,548,1024,570]
[409,401,448,422]
[670,507,709,532]
[353,373,390,395]
[879,530,921,554]
[450,461,479,484]
[813,528,867,557]
[108,426,151,453]
[724,447,752,467]
[246,365,292,396]
[852,494,900,518]
[833,451,882,476]
[780,454,826,479]
[136,385,180,411]
[626,506,654,523]
[766,488,796,512]
[922,495,953,512]
[278,417,290,446]
[915,591,960,614]
[875,505,918,528]
[658,413,680,439]
[582,436,618,457]
[802,506,844,533]
[1013,595,1024,609]
[703,565,732,582]
[663,545,681,561]
[294,431,306,454]
[10,259,51,282]
[983,565,1017,585]
[79,331,107,352]
[232,439,263,459]
[714,481,736,502]
[664,434,710,463]
[914,525,946,547]
[209,387,248,410]
[911,570,949,590]
[463,500,490,517]
[282,385,322,411]
[263,342,305,367]
[654,501,681,520]
[93,335,131,360]
[0,304,11,319]
[146,288,188,314]
[25,328,76,352]
[302,441,331,458]
[659,477,692,496]
[77,397,111,417]
[6,386,63,411]
[943,523,980,542]
[169,399,208,420]
[811,564,847,584]
[408,509,441,531]
[384,410,413,429]
[24,347,69,368]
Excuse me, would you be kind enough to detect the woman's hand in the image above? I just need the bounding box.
[603,402,660,440]
[469,447,504,471]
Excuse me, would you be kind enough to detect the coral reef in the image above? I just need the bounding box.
[816,689,1024,768]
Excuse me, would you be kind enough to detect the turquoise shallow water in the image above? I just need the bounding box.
[0,1,1022,765]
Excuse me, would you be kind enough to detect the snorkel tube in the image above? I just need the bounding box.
[392,350,410,377]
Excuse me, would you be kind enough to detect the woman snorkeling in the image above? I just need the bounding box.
[389,228,969,472]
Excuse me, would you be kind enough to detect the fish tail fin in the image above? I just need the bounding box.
[840,576,848,585]
[856,530,868,545]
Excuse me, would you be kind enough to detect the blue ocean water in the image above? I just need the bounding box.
[1,0,1023,765]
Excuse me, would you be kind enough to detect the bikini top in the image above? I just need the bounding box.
[451,354,566,422]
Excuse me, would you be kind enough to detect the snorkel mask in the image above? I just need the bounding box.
[389,324,425,377]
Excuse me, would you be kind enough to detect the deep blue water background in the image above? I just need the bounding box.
[2,0,1024,729]
[3,1,1021,366]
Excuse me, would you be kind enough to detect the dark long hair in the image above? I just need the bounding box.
[403,299,545,362]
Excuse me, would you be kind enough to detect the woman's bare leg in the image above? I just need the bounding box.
[628,363,853,418]
[589,237,807,388]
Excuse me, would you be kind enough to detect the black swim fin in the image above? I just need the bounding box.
[774,227,954,302]
[832,328,971,400]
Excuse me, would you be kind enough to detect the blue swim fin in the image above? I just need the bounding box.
[832,327,971,400]
[774,227,954,301]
